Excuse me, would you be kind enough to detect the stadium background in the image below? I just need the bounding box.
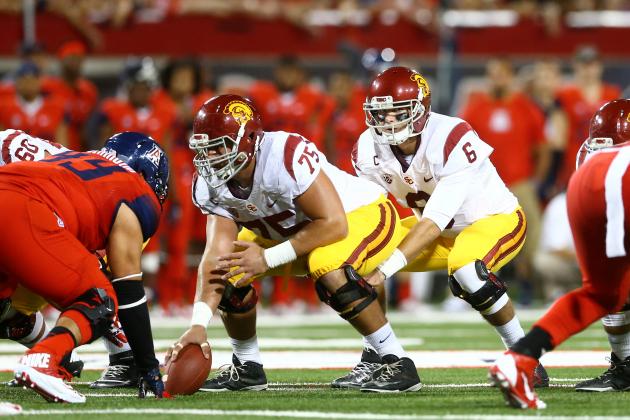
[0,0,629,316]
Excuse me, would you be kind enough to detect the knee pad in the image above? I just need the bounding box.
[315,265,377,320]
[449,260,507,314]
[63,288,115,343]
[602,303,630,327]
[218,283,258,314]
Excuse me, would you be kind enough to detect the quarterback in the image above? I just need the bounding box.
[167,94,421,393]
[342,66,546,388]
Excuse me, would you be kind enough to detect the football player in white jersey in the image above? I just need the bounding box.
[0,129,139,390]
[166,94,421,393]
[341,66,548,388]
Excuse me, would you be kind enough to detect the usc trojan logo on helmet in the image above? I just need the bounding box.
[627,112,630,123]
[410,73,430,98]
[223,100,253,125]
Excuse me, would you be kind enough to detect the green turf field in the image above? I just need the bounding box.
[2,316,629,418]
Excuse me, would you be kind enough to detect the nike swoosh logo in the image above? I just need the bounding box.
[267,199,277,208]
[423,176,433,182]
[379,333,392,344]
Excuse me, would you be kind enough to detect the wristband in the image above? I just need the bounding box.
[377,248,407,278]
[263,241,297,269]
[190,302,213,328]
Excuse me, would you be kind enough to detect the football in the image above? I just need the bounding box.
[164,344,212,395]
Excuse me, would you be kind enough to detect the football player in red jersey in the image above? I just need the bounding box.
[490,99,630,409]
[0,132,169,403]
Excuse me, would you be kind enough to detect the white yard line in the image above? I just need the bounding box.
[16,408,630,419]
[0,350,611,372]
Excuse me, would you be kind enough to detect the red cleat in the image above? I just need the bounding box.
[489,350,546,409]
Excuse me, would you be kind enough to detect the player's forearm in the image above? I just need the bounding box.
[398,217,441,262]
[289,216,348,256]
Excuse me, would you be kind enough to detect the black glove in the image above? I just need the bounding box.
[138,367,165,398]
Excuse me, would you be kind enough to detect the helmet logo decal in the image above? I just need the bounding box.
[410,73,430,97]
[145,144,163,168]
[627,112,630,123]
[224,100,254,125]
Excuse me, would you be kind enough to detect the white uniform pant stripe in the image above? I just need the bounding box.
[604,148,630,258]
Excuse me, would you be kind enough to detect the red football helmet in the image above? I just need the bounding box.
[190,94,263,187]
[576,99,630,169]
[363,66,432,145]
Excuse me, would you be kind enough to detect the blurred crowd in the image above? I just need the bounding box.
[0,36,624,314]
[2,1,630,49]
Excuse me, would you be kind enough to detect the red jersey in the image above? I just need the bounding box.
[331,85,367,173]
[41,77,98,151]
[248,81,335,151]
[0,94,66,141]
[460,91,545,186]
[100,98,175,144]
[557,83,620,187]
[0,150,161,250]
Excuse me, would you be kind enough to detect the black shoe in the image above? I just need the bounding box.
[575,353,630,392]
[360,354,422,393]
[60,353,84,380]
[533,362,549,388]
[198,354,268,392]
[331,347,382,389]
[90,350,138,389]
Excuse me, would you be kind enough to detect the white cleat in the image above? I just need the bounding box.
[14,364,86,404]
[0,402,22,416]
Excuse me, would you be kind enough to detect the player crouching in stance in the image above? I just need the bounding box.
[337,66,547,389]
[0,132,169,402]
[166,94,421,393]
[490,99,630,409]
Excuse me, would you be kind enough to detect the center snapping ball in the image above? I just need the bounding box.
[164,343,212,395]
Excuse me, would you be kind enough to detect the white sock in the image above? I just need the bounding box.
[362,336,376,352]
[495,316,525,348]
[365,322,405,358]
[103,337,132,356]
[609,331,630,360]
[231,335,263,365]
[18,312,49,348]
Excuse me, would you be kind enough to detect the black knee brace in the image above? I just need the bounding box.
[64,288,115,343]
[218,283,258,314]
[448,260,507,312]
[0,311,36,340]
[315,265,377,320]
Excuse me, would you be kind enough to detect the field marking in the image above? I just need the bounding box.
[16,408,630,419]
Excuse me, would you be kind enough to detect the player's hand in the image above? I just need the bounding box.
[365,269,387,287]
[104,315,128,348]
[217,241,267,286]
[165,325,210,363]
[138,367,167,399]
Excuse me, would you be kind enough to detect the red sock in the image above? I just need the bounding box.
[28,326,75,367]
[534,287,611,347]
[62,309,95,345]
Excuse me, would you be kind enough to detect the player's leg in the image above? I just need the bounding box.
[199,228,271,392]
[311,198,421,392]
[0,194,117,403]
[575,303,630,392]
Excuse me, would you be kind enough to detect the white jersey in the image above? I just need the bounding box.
[193,131,384,241]
[0,129,68,166]
[352,112,518,236]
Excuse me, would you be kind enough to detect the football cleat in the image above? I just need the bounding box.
[331,347,382,389]
[14,352,86,403]
[90,350,138,389]
[575,353,630,392]
[489,350,546,409]
[198,354,268,392]
[533,362,549,388]
[0,402,22,415]
[360,354,422,393]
